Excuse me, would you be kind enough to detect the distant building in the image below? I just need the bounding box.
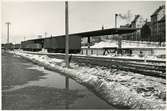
[141,21,151,41]
[129,15,145,40]
[119,24,131,40]
[150,5,165,42]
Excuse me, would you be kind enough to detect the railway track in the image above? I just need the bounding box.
[24,51,166,79]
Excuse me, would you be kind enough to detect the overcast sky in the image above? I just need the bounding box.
[2,1,165,44]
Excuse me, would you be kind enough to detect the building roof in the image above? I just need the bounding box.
[70,28,138,37]
[158,16,165,23]
[129,15,141,28]
[24,28,138,41]
[151,5,165,17]
[131,15,140,23]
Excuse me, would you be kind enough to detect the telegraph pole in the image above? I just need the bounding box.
[65,2,70,102]
[65,1,69,68]
[6,22,11,43]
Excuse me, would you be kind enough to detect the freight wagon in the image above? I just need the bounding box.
[13,44,21,49]
[44,35,81,53]
[21,35,81,53]
[21,39,44,51]
[2,43,14,50]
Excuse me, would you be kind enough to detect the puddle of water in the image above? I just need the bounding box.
[4,64,92,92]
[2,53,114,109]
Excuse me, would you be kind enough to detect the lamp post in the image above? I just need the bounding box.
[65,1,69,68]
[6,22,11,43]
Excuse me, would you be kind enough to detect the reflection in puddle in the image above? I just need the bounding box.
[65,77,69,109]
[3,66,66,92]
[3,86,85,110]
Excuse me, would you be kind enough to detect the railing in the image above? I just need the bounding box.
[80,48,104,55]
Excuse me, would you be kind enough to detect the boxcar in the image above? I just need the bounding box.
[14,44,21,49]
[21,40,43,51]
[2,43,14,50]
[44,35,81,53]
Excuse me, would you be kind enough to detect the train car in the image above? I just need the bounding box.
[2,43,14,50]
[21,39,43,51]
[1,44,5,49]
[13,44,21,49]
[44,35,81,53]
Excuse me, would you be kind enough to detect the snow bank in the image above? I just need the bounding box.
[10,51,166,109]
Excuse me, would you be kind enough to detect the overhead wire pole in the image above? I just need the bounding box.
[65,2,70,104]
[6,22,11,43]
[65,1,69,68]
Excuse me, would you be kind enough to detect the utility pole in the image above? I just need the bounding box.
[6,22,11,43]
[65,1,69,68]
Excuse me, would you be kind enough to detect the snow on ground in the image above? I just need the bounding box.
[12,50,166,105]
[91,41,117,48]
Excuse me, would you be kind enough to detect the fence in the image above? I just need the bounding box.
[81,47,165,57]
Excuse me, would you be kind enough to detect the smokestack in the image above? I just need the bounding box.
[6,22,11,43]
[115,14,118,28]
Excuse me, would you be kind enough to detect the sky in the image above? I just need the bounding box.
[1,0,165,44]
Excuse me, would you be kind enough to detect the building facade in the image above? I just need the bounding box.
[141,21,151,41]
[130,15,145,41]
[150,5,165,42]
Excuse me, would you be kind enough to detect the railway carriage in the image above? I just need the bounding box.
[2,43,14,50]
[44,35,81,53]
[13,44,21,49]
[21,35,81,53]
[21,39,43,51]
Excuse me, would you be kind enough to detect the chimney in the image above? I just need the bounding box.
[115,13,118,28]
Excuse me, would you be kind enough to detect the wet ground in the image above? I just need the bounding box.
[2,52,114,110]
